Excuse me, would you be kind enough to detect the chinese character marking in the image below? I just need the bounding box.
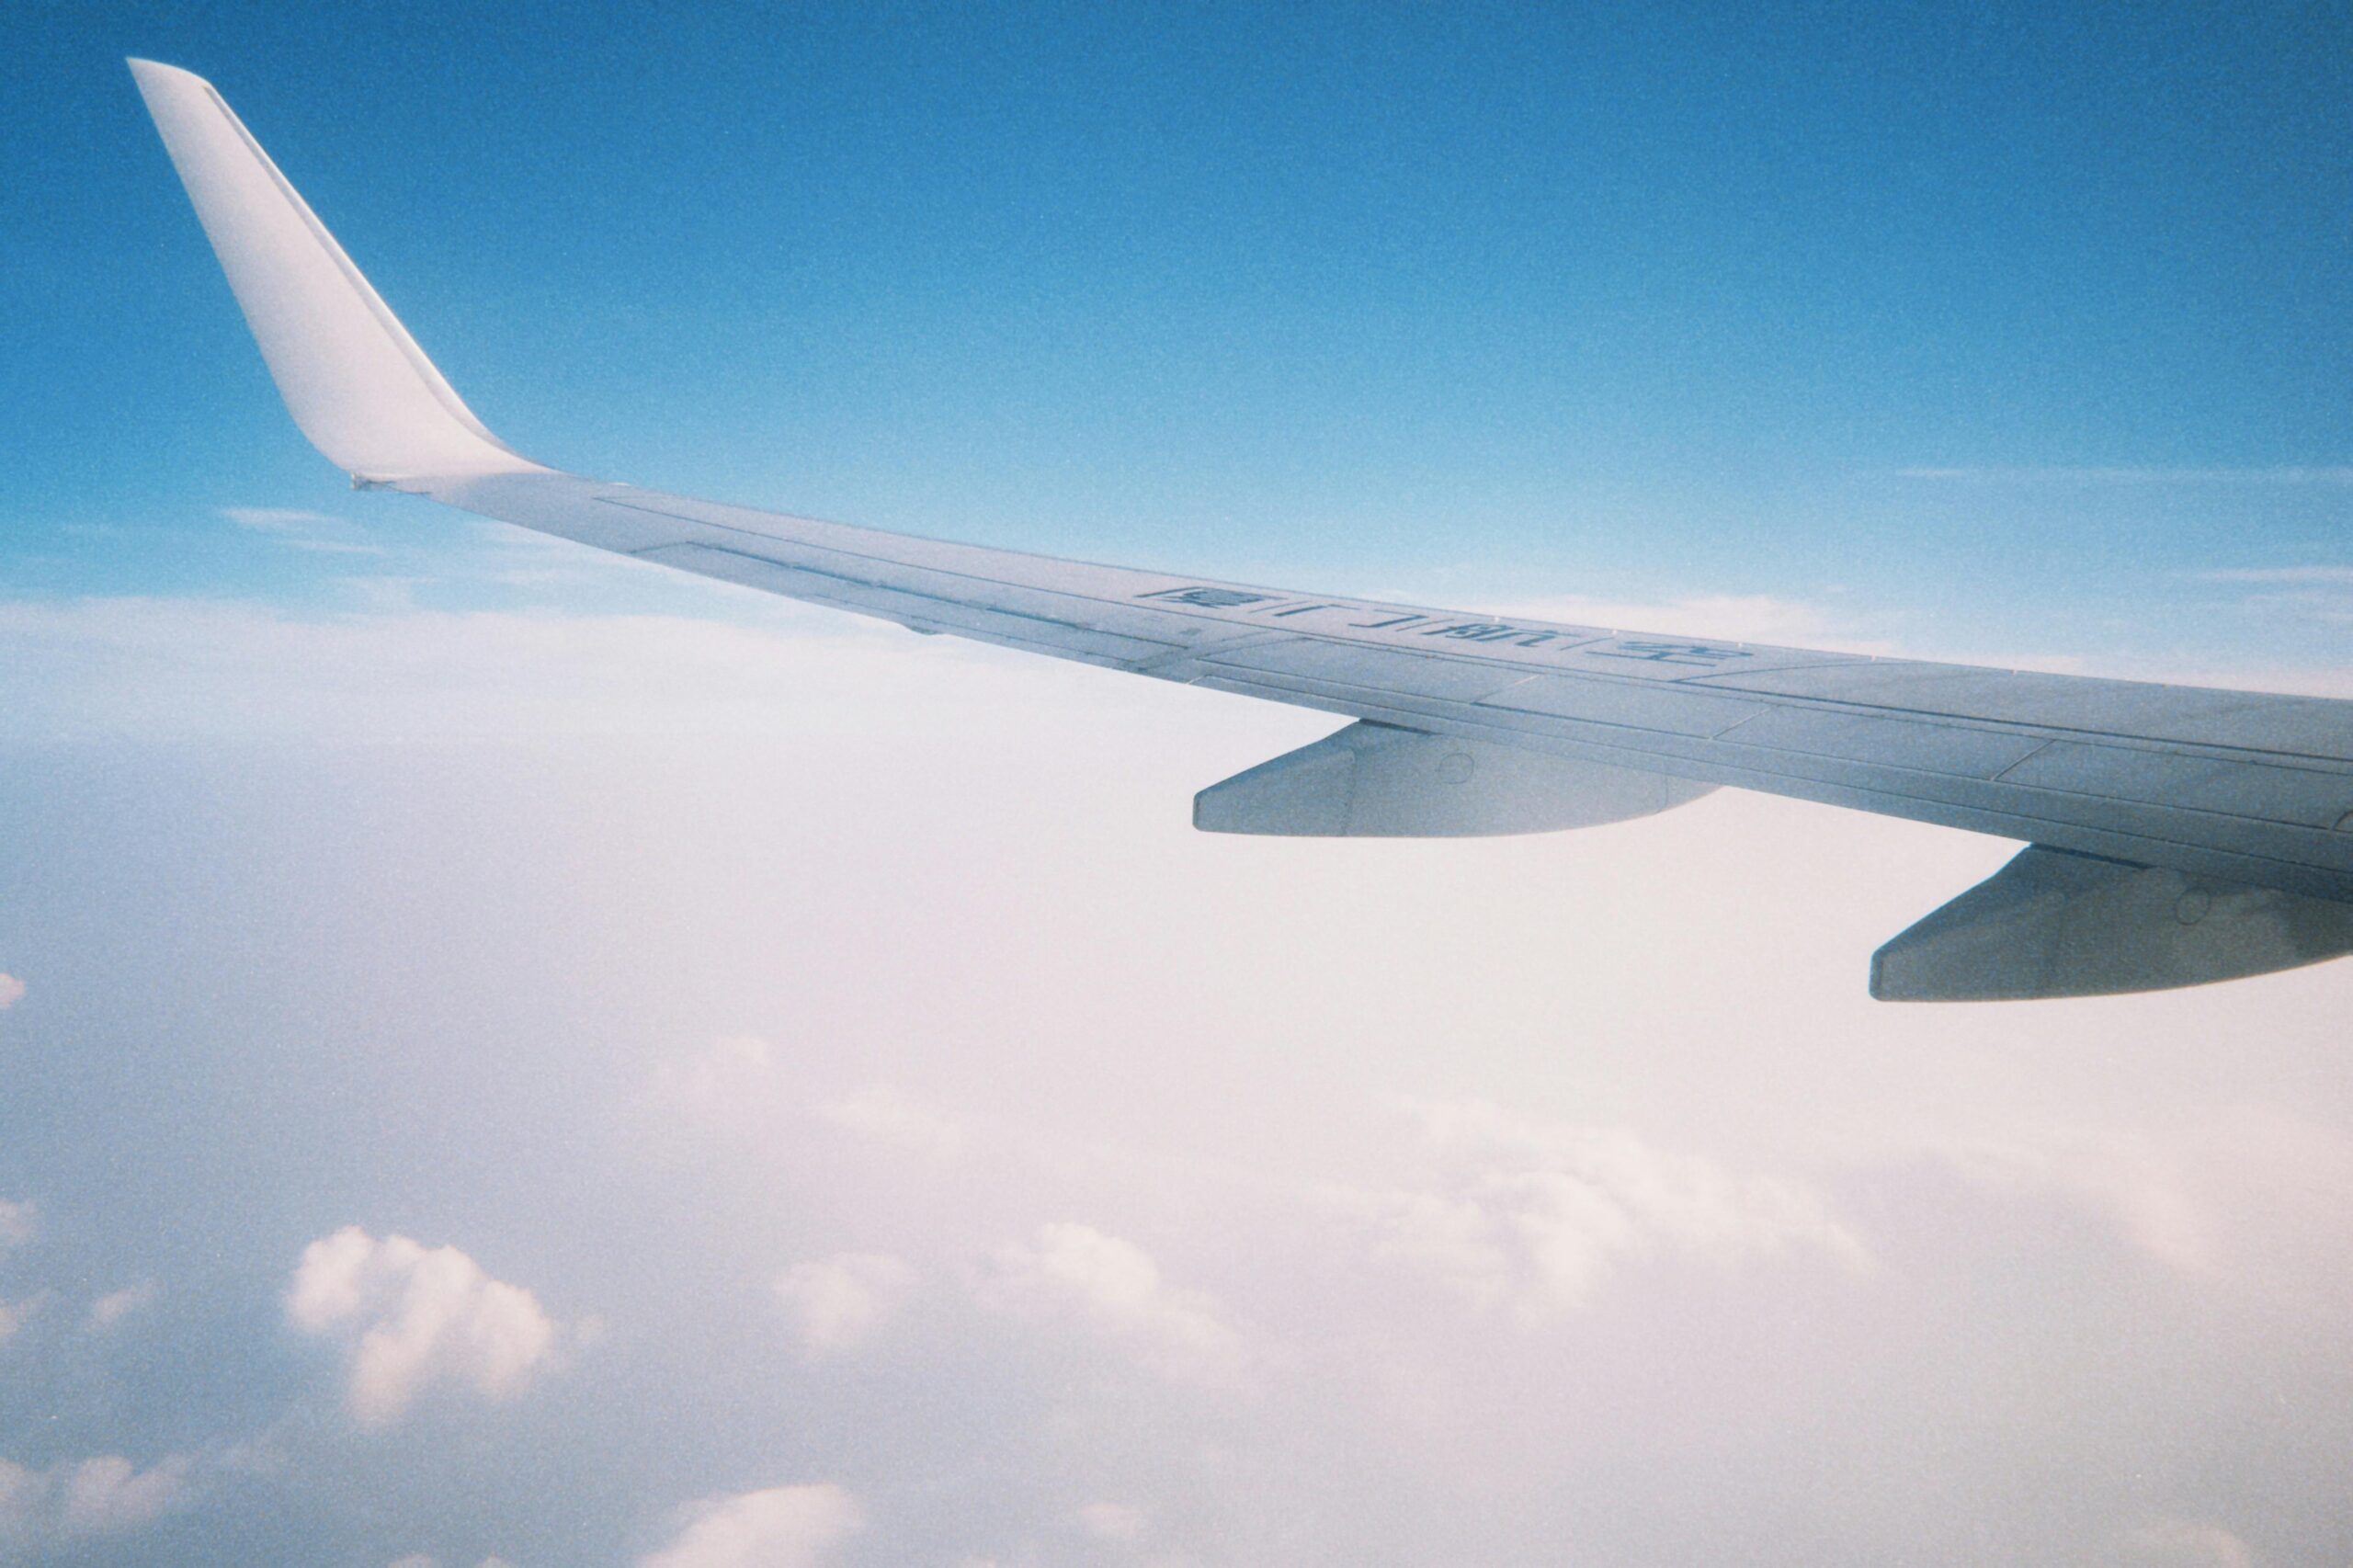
[1589,640,1754,666]
[1418,624,1569,648]
[1138,586,1275,608]
[1424,622,1526,642]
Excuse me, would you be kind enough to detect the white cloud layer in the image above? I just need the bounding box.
[0,596,901,747]
[977,1223,1245,1381]
[2,578,2349,1563]
[638,1483,862,1568]
[286,1228,560,1426]
[773,1253,917,1354]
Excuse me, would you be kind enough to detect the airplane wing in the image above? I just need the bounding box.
[128,59,2353,1001]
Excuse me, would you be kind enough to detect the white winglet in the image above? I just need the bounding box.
[128,59,540,486]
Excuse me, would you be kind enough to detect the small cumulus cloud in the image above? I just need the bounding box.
[654,1044,969,1161]
[774,1254,917,1355]
[2108,1517,2258,1568]
[286,1227,561,1426]
[652,1034,784,1126]
[0,974,22,1011]
[1325,1101,1866,1319]
[86,1280,157,1331]
[0,1454,188,1547]
[0,1460,33,1528]
[57,1456,190,1534]
[1943,1136,2216,1277]
[818,1084,963,1157]
[1076,1501,1149,1542]
[1938,1109,2353,1289]
[638,1483,862,1568]
[0,1197,32,1249]
[977,1223,1245,1381]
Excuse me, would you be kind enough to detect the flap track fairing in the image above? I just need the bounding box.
[1872,845,2353,1001]
[1194,721,1714,838]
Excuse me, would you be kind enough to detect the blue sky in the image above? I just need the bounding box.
[4,6,2353,1567]
[6,1,2348,658]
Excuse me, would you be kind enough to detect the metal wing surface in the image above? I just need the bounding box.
[130,59,2353,999]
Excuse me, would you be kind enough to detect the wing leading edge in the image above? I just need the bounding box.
[130,59,2353,999]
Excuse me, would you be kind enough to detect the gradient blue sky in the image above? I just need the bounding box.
[6,1,2349,659]
[5,6,2353,1568]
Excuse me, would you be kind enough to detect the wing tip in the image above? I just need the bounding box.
[126,58,203,89]
[130,53,541,486]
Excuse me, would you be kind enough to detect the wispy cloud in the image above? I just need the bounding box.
[2237,592,2353,628]
[1894,465,2353,485]
[217,506,385,556]
[218,507,343,532]
[2190,566,2353,585]
[2184,566,2353,630]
